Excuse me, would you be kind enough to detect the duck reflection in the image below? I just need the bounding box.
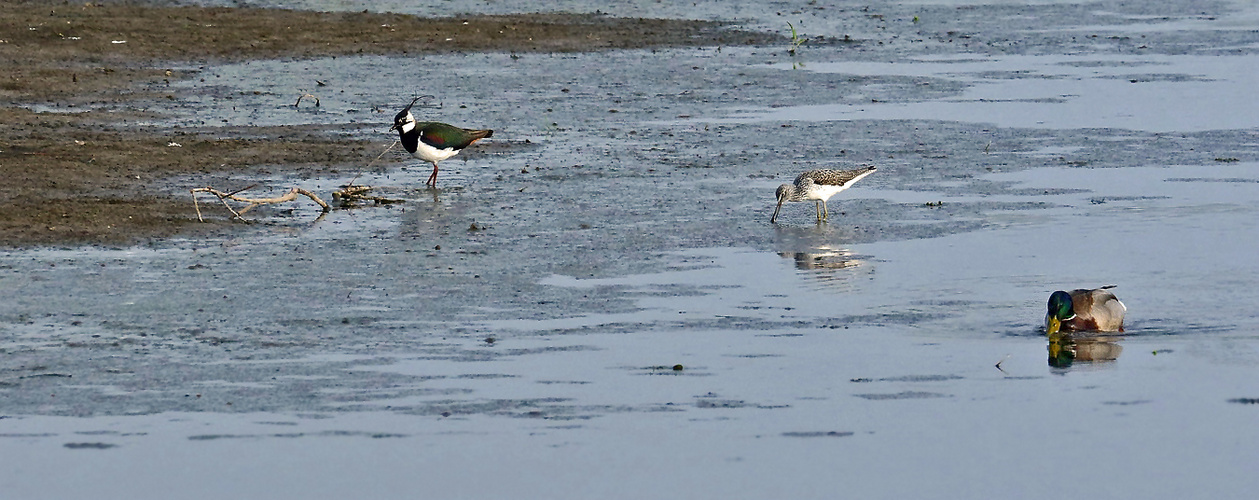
[779,246,863,289]
[1047,332,1124,368]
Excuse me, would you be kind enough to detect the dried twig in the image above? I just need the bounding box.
[295,93,320,107]
[190,140,403,221]
[224,183,258,197]
[191,186,329,221]
[333,185,373,200]
[994,354,1011,374]
[331,185,403,206]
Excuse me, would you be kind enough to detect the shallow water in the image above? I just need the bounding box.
[744,53,1259,132]
[5,0,1259,498]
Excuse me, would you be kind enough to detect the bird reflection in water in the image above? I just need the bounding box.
[1047,333,1124,369]
[779,246,862,289]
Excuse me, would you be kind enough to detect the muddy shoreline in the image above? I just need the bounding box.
[0,1,779,247]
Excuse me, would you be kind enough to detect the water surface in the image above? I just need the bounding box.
[4,0,1259,498]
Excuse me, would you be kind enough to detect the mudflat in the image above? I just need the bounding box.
[0,1,777,246]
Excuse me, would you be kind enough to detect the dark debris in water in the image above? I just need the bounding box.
[876,375,963,383]
[854,391,950,401]
[696,399,747,409]
[1103,400,1152,406]
[850,375,961,383]
[1165,176,1259,183]
[63,442,118,449]
[188,430,408,440]
[782,431,855,438]
[1228,398,1259,405]
[639,364,703,375]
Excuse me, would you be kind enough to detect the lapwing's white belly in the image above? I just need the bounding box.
[410,141,461,163]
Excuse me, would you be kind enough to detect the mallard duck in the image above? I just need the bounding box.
[390,97,493,187]
[771,166,877,223]
[1045,286,1126,335]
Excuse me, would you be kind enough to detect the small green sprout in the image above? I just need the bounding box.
[787,21,806,55]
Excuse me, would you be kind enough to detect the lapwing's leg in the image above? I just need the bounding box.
[427,161,440,186]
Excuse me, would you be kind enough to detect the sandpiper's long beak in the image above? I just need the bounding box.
[771,198,785,223]
[1046,316,1062,336]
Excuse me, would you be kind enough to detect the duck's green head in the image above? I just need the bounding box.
[1045,290,1075,335]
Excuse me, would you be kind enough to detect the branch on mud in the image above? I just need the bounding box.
[190,142,405,221]
[331,185,404,207]
[190,185,330,222]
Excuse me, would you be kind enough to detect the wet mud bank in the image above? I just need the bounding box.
[0,107,390,246]
[0,0,780,247]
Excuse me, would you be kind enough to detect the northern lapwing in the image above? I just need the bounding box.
[390,97,493,187]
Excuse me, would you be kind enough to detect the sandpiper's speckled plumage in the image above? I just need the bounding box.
[390,97,493,187]
[771,166,877,223]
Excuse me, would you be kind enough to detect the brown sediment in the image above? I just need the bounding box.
[0,106,383,246]
[0,1,779,247]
